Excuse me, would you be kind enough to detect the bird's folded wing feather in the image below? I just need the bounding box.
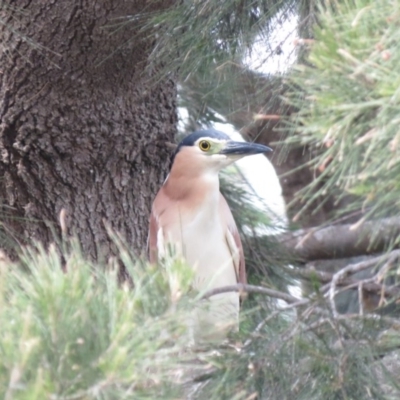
[220,194,247,285]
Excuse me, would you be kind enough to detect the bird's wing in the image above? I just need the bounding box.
[220,193,247,285]
[148,208,160,263]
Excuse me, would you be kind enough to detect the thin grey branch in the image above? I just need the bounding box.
[329,250,400,317]
[292,253,400,298]
[201,283,298,304]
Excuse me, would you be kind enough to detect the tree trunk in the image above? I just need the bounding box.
[0,1,177,259]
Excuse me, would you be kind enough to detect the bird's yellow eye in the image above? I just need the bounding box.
[199,140,211,152]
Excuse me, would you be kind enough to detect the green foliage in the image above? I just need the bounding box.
[287,0,400,220]
[0,239,196,399]
[221,169,273,233]
[189,309,400,400]
[1,240,399,399]
[2,1,400,399]
[127,0,298,81]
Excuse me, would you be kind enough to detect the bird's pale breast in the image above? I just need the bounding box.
[158,194,239,339]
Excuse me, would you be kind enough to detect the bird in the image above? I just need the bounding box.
[148,129,272,341]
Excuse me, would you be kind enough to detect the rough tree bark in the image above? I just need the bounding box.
[0,1,177,258]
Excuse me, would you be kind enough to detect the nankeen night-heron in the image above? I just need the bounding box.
[148,129,272,340]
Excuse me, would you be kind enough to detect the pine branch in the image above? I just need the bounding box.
[277,217,400,261]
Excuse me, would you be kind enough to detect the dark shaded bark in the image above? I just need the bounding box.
[0,1,177,258]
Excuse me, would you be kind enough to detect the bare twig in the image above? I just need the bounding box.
[358,281,364,316]
[201,284,298,304]
[243,309,282,347]
[291,259,400,298]
[329,250,400,317]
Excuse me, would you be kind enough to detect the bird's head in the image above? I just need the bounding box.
[172,129,272,174]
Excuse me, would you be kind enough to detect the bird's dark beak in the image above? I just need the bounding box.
[219,141,272,156]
